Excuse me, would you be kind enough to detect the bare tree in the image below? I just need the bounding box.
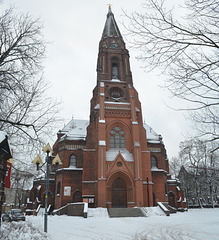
[0,5,60,157]
[124,0,219,150]
[11,166,34,207]
[169,156,188,178]
[177,139,219,207]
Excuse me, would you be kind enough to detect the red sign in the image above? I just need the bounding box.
[88,198,94,203]
[5,158,13,188]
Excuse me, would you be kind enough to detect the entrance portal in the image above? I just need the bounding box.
[73,191,82,203]
[112,177,127,208]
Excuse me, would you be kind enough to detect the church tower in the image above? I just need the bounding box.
[82,6,153,207]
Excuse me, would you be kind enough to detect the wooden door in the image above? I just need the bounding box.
[112,177,127,208]
[73,191,82,202]
[168,192,175,207]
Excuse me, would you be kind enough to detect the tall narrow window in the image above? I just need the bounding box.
[115,132,120,147]
[111,57,120,79]
[151,156,158,169]
[69,155,77,168]
[110,126,125,148]
[110,136,114,148]
[57,181,61,195]
[112,63,119,79]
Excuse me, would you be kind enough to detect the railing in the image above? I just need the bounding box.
[157,202,170,216]
[36,204,41,215]
[139,202,148,216]
[53,202,86,217]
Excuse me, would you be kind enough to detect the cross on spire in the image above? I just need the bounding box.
[107,3,112,11]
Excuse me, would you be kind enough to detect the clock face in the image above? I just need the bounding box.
[110,42,118,48]
[110,87,123,100]
[111,90,121,98]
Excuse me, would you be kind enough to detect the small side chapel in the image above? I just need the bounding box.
[30,7,186,211]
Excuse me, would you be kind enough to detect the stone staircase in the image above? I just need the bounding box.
[157,202,177,216]
[161,202,177,214]
[108,208,145,218]
[53,202,87,217]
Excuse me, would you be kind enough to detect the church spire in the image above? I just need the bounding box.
[101,5,123,39]
[97,7,132,83]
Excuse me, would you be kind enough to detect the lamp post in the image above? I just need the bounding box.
[32,143,62,233]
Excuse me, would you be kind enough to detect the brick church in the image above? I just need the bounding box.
[30,7,186,211]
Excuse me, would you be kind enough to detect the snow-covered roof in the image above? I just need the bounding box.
[143,123,162,144]
[0,131,6,143]
[0,131,12,158]
[106,148,134,162]
[58,119,162,145]
[58,119,89,141]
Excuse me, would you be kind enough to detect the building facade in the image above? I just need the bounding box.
[0,132,12,225]
[30,7,186,211]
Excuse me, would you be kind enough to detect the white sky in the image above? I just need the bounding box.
[2,0,193,159]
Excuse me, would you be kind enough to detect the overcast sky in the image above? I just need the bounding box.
[2,0,192,159]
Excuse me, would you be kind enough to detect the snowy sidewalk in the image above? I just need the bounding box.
[1,208,219,240]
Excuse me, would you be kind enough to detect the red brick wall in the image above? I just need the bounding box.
[55,170,82,209]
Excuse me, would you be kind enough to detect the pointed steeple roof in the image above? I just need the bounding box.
[101,6,123,39]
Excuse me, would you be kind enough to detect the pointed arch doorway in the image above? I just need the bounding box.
[112,177,127,208]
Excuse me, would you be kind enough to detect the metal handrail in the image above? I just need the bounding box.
[139,202,148,216]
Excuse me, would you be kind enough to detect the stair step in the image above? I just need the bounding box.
[162,202,177,213]
[108,208,145,218]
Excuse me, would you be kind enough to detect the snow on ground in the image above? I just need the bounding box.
[1,207,219,240]
[0,220,50,240]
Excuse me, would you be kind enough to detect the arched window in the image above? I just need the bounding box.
[111,57,120,79]
[69,155,77,168]
[57,181,61,195]
[151,156,158,169]
[110,126,125,148]
[112,63,119,79]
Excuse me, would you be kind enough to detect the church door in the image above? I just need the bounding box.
[73,191,82,202]
[168,192,175,208]
[112,177,127,208]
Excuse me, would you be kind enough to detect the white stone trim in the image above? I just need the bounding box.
[56,168,83,171]
[134,142,140,147]
[99,119,106,123]
[99,140,106,146]
[151,168,167,173]
[143,181,154,185]
[82,181,97,183]
[105,101,131,105]
[94,104,100,109]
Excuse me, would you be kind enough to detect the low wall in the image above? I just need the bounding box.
[53,202,87,218]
